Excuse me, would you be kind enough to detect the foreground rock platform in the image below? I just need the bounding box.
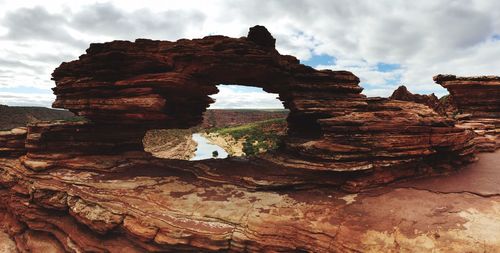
[0,150,499,252]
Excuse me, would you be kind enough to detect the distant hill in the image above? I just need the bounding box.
[0,106,288,131]
[0,105,77,130]
[200,109,289,129]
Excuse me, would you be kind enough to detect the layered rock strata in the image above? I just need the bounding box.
[0,26,480,251]
[435,75,500,151]
[273,97,475,191]
[0,127,27,158]
[390,85,442,113]
[22,120,150,171]
[48,26,474,176]
[1,151,500,252]
[389,85,457,116]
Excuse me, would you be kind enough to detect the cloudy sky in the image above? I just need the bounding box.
[0,0,499,108]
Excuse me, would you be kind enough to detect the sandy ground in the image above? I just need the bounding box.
[143,129,197,160]
[203,132,245,156]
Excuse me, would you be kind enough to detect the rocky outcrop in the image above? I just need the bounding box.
[437,94,459,117]
[390,85,441,112]
[0,127,27,158]
[435,75,500,152]
[389,85,458,117]
[22,120,149,171]
[273,97,475,191]
[0,26,480,252]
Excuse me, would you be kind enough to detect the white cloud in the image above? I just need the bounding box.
[209,85,284,109]
[0,0,499,107]
[0,92,54,107]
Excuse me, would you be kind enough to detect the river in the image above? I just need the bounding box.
[190,133,229,160]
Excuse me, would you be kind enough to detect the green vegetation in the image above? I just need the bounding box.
[208,118,287,156]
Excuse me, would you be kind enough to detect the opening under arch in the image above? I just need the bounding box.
[143,84,289,161]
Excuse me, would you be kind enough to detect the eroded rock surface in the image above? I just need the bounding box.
[390,85,442,113]
[0,151,499,252]
[435,75,500,151]
[0,26,489,252]
[22,120,149,171]
[47,26,474,179]
[389,85,459,117]
[0,127,26,158]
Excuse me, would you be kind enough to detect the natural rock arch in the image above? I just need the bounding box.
[51,26,361,141]
[0,25,460,192]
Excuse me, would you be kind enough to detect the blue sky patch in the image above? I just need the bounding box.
[301,54,336,68]
[376,63,400,72]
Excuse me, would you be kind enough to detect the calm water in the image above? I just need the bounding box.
[190,133,228,161]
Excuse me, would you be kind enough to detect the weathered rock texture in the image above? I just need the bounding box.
[22,120,148,171]
[389,85,459,116]
[0,127,27,158]
[48,26,474,177]
[0,26,483,252]
[390,85,442,113]
[1,151,499,252]
[435,75,500,152]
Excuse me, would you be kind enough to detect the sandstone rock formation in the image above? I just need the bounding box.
[390,85,441,112]
[0,127,27,158]
[22,120,148,171]
[49,26,474,179]
[435,75,500,152]
[1,150,500,252]
[0,26,482,252]
[389,85,458,117]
